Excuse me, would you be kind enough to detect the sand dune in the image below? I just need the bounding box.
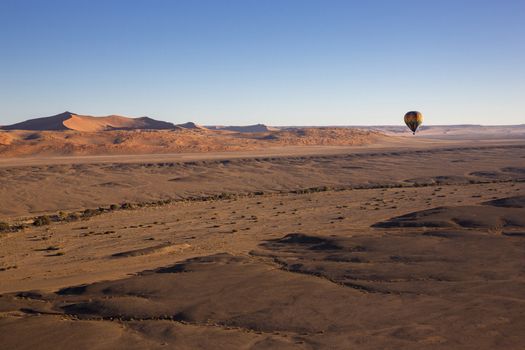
[0,127,385,157]
[206,124,276,133]
[0,131,14,145]
[1,111,176,132]
[176,122,206,130]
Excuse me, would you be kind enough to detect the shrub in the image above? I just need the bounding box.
[109,204,119,211]
[121,203,133,209]
[67,213,80,221]
[83,209,97,217]
[33,215,51,226]
[0,222,10,232]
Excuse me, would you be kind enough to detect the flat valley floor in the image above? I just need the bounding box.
[1,140,524,349]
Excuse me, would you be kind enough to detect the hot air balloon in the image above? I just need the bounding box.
[404,111,423,135]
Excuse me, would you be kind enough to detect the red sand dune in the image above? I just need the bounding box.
[1,111,176,132]
[0,112,387,157]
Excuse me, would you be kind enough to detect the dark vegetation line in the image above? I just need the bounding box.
[101,143,525,168]
[2,143,524,171]
[17,306,290,335]
[0,178,523,234]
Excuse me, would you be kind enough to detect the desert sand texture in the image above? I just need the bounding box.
[368,124,525,140]
[0,127,386,157]
[1,134,525,349]
[0,112,385,157]
[0,140,523,219]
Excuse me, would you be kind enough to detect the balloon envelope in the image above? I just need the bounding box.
[404,111,423,134]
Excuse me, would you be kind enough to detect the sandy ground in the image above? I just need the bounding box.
[0,138,523,219]
[1,137,524,349]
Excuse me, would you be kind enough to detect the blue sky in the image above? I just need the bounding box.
[1,0,523,125]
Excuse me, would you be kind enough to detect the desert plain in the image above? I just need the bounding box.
[0,114,524,349]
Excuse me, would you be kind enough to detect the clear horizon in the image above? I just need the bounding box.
[3,110,524,127]
[1,0,523,126]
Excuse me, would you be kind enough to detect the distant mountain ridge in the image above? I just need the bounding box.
[1,112,179,132]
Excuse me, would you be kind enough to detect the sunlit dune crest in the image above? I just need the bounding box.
[0,112,386,157]
[1,111,176,132]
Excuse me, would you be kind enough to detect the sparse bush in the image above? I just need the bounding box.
[33,216,50,226]
[67,213,80,221]
[121,203,133,209]
[0,222,10,232]
[109,204,119,211]
[83,209,97,217]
